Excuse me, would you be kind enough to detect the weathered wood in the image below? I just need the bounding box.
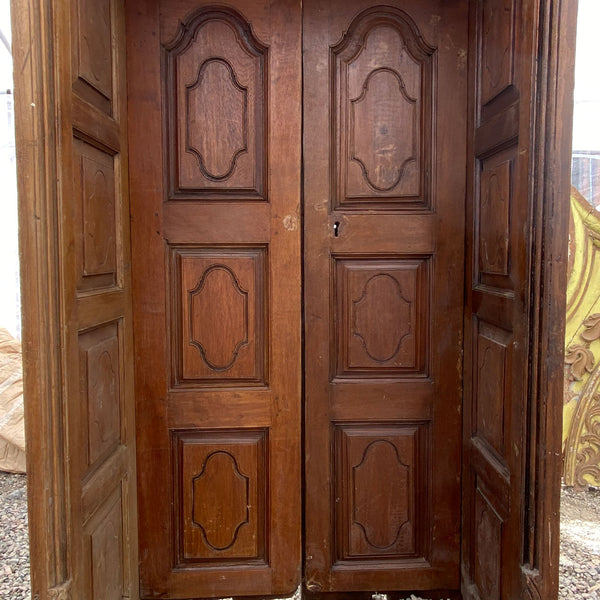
[127,1,302,597]
[12,0,139,598]
[303,0,467,595]
[461,0,576,599]
[12,1,576,598]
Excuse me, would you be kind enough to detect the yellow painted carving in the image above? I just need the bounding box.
[563,187,600,488]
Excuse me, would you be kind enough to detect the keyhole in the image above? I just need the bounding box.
[333,221,340,237]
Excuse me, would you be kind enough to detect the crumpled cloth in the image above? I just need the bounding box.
[0,328,25,473]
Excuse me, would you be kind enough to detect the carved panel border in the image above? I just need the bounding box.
[171,428,268,567]
[472,319,512,460]
[169,246,268,388]
[331,6,435,212]
[333,422,429,563]
[163,6,268,201]
[78,321,124,474]
[477,0,517,116]
[71,0,114,115]
[333,255,430,380]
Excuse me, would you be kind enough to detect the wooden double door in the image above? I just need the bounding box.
[129,0,466,597]
[12,0,574,598]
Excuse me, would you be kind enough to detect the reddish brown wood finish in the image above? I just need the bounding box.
[303,0,467,594]
[461,0,577,599]
[126,1,302,597]
[12,0,139,598]
[12,0,575,598]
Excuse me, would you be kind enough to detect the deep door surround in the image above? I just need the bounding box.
[11,0,576,598]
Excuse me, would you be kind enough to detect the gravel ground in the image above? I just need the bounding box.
[559,486,600,599]
[0,472,30,600]
[0,473,598,599]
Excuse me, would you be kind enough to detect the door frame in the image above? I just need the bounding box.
[10,0,576,598]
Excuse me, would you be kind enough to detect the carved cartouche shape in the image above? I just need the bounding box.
[352,439,409,549]
[351,66,417,192]
[192,450,250,551]
[352,273,411,363]
[186,58,248,181]
[163,6,268,198]
[331,6,435,205]
[188,265,249,371]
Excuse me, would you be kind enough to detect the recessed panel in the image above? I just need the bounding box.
[73,0,113,113]
[479,0,515,107]
[172,429,267,566]
[474,485,502,600]
[334,423,428,562]
[171,247,267,387]
[84,484,126,600]
[164,7,267,200]
[476,147,515,291]
[474,320,511,458]
[334,257,429,378]
[331,7,435,210]
[79,322,122,471]
[73,138,118,293]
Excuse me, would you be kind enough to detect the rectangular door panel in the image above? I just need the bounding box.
[304,0,467,594]
[127,1,302,598]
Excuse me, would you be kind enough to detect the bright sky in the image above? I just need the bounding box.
[572,0,600,151]
[0,0,19,339]
[0,0,11,91]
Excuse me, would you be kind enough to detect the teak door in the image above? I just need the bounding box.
[11,0,576,599]
[127,1,302,597]
[303,0,466,594]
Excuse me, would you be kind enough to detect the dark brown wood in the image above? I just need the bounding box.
[126,1,302,597]
[12,0,139,598]
[461,0,577,599]
[12,1,576,598]
[303,0,467,594]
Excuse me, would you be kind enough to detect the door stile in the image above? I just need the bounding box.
[12,0,70,596]
[13,0,140,598]
[127,1,303,597]
[521,0,577,594]
[303,1,467,595]
[461,0,576,598]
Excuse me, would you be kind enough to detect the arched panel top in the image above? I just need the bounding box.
[331,6,436,210]
[164,5,268,57]
[164,6,268,200]
[330,6,435,63]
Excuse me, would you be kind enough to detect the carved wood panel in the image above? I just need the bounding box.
[474,321,511,458]
[331,7,435,210]
[130,2,302,595]
[334,423,428,562]
[72,0,113,113]
[335,257,428,378]
[479,0,515,109]
[476,148,515,291]
[73,138,118,293]
[78,323,122,472]
[474,483,503,600]
[172,429,267,565]
[83,483,126,600]
[171,247,267,386]
[164,7,267,200]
